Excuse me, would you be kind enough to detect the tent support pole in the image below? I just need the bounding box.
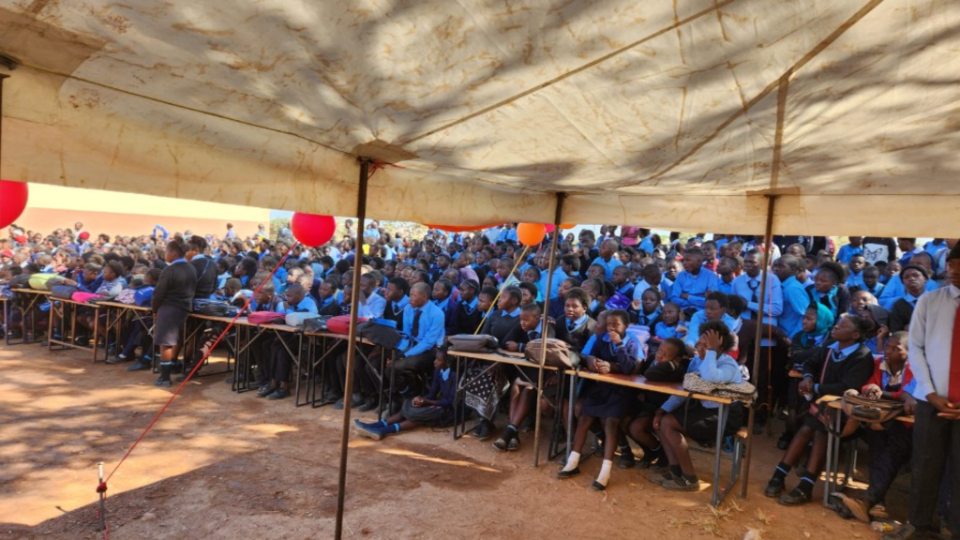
[334,159,370,540]
[741,194,777,498]
[0,74,7,172]
[533,192,565,467]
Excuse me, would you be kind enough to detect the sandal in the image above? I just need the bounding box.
[493,436,509,452]
[506,437,520,451]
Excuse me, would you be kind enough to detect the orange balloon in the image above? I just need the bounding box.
[559,223,576,230]
[517,223,547,246]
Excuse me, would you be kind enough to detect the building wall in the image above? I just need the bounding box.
[12,184,269,238]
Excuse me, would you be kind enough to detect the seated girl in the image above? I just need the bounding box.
[651,321,746,491]
[557,309,639,491]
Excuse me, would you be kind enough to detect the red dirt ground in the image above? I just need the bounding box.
[0,343,899,540]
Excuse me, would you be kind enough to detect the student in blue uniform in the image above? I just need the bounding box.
[256,283,318,400]
[590,239,624,280]
[651,321,745,491]
[715,256,740,295]
[432,278,459,336]
[454,279,482,335]
[629,287,662,327]
[555,287,598,352]
[612,265,634,301]
[836,236,864,264]
[805,261,851,320]
[668,247,719,315]
[557,309,640,491]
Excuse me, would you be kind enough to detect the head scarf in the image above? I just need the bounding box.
[800,303,836,348]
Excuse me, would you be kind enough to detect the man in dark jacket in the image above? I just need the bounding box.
[152,239,197,387]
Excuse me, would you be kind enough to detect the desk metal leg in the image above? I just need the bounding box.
[565,370,577,462]
[711,403,730,507]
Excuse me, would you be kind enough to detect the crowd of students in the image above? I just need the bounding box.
[2,221,957,538]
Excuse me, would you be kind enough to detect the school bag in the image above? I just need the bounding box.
[326,315,369,335]
[302,316,332,334]
[10,274,31,290]
[51,284,79,300]
[199,301,232,317]
[29,273,61,290]
[71,291,103,303]
[447,334,499,353]
[247,311,286,325]
[840,392,904,429]
[682,372,757,404]
[358,320,404,349]
[115,288,137,305]
[524,338,580,368]
[285,312,318,328]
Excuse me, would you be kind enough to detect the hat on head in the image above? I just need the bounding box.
[1,249,12,258]
[15,235,27,244]
[901,264,930,280]
[78,231,90,240]
[948,243,960,262]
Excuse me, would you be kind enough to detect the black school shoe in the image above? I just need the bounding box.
[357,396,379,413]
[556,467,580,479]
[778,487,812,506]
[257,385,277,398]
[764,477,784,498]
[617,449,636,469]
[662,475,700,492]
[266,388,290,400]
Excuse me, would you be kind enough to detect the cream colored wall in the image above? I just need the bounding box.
[26,184,268,221]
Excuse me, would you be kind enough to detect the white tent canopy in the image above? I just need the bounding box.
[1,0,958,236]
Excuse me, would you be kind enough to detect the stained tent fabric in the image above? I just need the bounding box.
[0,0,958,236]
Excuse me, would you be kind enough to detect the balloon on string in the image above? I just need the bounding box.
[290,212,336,247]
[517,223,547,246]
[544,224,555,233]
[560,223,576,230]
[0,180,28,229]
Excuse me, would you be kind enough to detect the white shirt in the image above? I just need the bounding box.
[909,284,960,401]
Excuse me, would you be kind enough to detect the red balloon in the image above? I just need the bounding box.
[517,223,547,246]
[0,180,28,230]
[544,224,556,233]
[291,212,336,247]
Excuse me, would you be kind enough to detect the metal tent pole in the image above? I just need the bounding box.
[334,159,371,540]
[532,193,565,467]
[741,194,777,498]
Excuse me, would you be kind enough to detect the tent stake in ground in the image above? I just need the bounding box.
[334,158,371,540]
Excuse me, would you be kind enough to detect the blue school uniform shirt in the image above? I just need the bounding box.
[846,269,866,290]
[638,235,656,254]
[877,275,938,309]
[616,282,635,300]
[635,307,661,328]
[590,256,624,280]
[898,247,923,266]
[278,296,319,315]
[779,275,810,338]
[581,332,643,363]
[398,302,446,357]
[859,281,884,298]
[654,321,680,340]
[716,278,736,296]
[661,350,743,412]
[546,266,568,300]
[362,292,386,318]
[836,244,864,264]
[684,311,740,347]
[924,239,947,258]
[668,268,719,310]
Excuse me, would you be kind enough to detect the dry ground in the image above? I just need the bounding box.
[0,342,899,540]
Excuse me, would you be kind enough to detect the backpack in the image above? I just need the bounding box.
[327,315,368,335]
[682,372,757,404]
[71,291,103,303]
[247,311,285,325]
[358,320,403,349]
[840,392,904,430]
[10,274,31,290]
[51,284,79,300]
[302,316,332,334]
[199,301,231,317]
[115,288,137,305]
[524,338,580,368]
[285,312,318,328]
[447,334,499,353]
[29,273,61,290]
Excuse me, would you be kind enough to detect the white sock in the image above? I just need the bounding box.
[596,459,613,487]
[562,451,581,472]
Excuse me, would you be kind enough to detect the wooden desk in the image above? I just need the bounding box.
[821,396,914,506]
[564,367,742,507]
[8,289,51,344]
[448,349,567,465]
[301,331,384,416]
[98,302,153,364]
[47,296,104,362]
